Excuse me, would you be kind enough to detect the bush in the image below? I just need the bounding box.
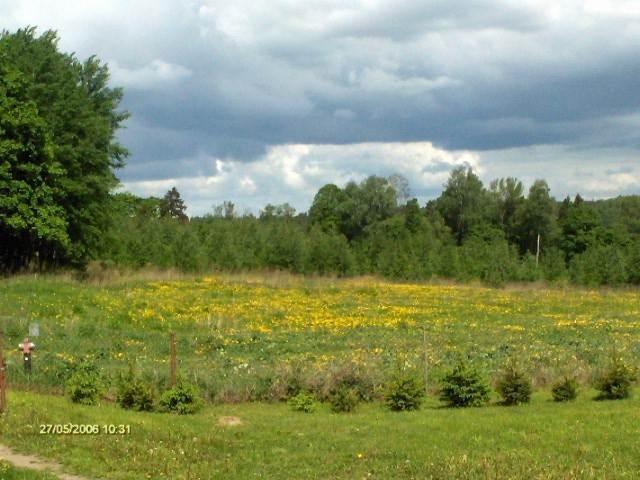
[551,376,579,402]
[595,355,636,400]
[321,361,376,403]
[439,359,490,407]
[159,378,203,414]
[287,391,316,413]
[328,386,359,413]
[496,361,532,406]
[65,361,105,405]
[116,364,155,411]
[384,370,425,411]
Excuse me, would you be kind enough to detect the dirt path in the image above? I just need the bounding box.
[0,443,93,480]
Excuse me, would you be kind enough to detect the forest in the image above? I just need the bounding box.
[99,174,640,286]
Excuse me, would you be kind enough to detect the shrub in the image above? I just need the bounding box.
[65,361,105,405]
[116,364,155,411]
[496,361,532,405]
[287,391,316,413]
[328,386,359,413]
[159,378,203,414]
[384,370,425,411]
[439,359,490,407]
[321,361,376,403]
[595,356,636,400]
[551,376,579,402]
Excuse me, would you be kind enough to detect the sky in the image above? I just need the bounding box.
[4,0,640,215]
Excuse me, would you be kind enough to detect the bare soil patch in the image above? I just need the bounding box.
[217,416,243,427]
[0,444,93,480]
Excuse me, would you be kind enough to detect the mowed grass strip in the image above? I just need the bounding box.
[0,390,639,479]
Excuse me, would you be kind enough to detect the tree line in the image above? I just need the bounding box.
[101,172,640,286]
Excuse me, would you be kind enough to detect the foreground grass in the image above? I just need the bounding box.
[0,390,639,479]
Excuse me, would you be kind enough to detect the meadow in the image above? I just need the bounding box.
[0,274,639,478]
[1,274,639,398]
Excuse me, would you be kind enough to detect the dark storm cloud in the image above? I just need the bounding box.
[5,0,640,212]
[100,0,640,179]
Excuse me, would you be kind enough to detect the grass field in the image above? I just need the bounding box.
[1,390,640,479]
[0,274,639,478]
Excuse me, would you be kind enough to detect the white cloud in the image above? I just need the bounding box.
[119,141,640,216]
[238,176,257,193]
[121,141,478,215]
[109,60,192,89]
[479,145,640,200]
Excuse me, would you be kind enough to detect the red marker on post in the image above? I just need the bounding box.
[18,337,35,373]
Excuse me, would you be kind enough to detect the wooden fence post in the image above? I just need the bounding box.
[0,331,6,414]
[169,332,176,387]
[422,326,429,395]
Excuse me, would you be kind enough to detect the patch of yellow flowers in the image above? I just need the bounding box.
[87,276,640,342]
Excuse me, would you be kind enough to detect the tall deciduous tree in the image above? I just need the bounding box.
[488,177,524,243]
[557,194,599,259]
[436,166,487,244]
[338,176,397,240]
[0,63,69,270]
[308,184,347,233]
[0,28,128,271]
[515,180,557,255]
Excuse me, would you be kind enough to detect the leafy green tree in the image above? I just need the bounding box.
[458,225,519,286]
[261,222,307,272]
[436,167,488,244]
[260,202,297,220]
[338,176,397,240]
[275,203,297,218]
[404,198,424,234]
[569,244,628,286]
[558,194,600,259]
[540,247,567,282]
[515,180,557,255]
[0,62,69,271]
[488,177,524,243]
[0,27,128,270]
[306,226,354,275]
[359,216,414,279]
[590,195,640,239]
[308,184,346,233]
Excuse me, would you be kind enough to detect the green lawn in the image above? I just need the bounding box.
[1,390,639,479]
